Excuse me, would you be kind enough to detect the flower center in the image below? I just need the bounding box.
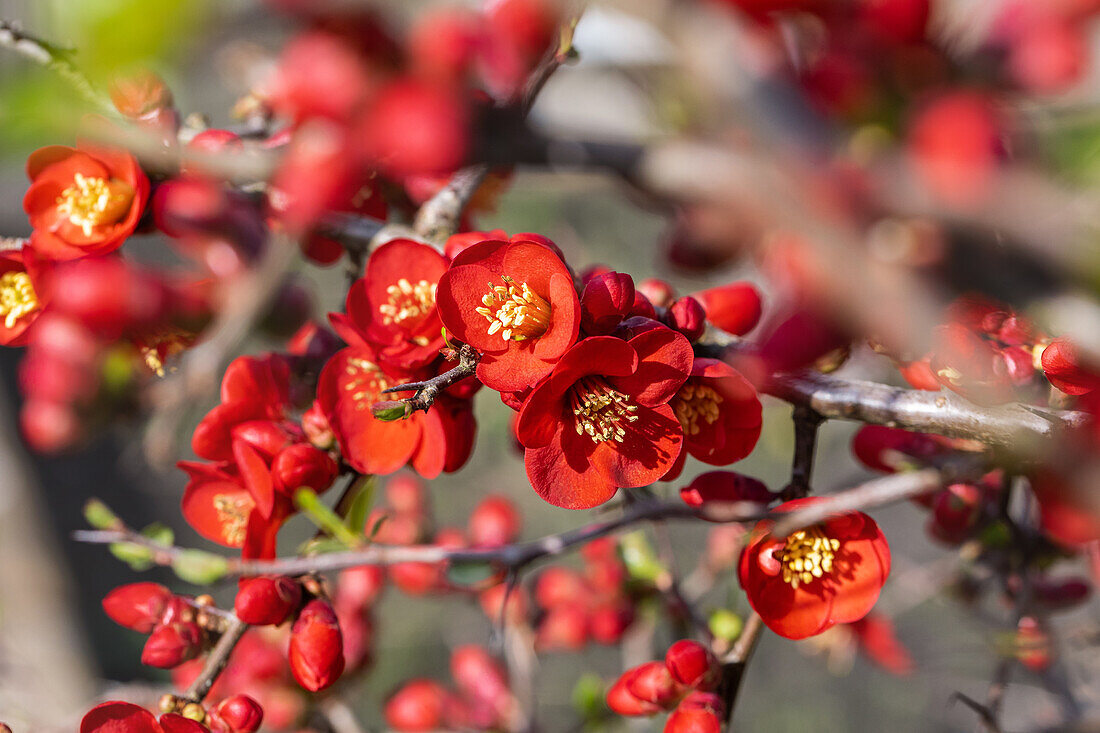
[0,271,39,329]
[569,376,638,444]
[344,356,393,411]
[135,326,194,377]
[476,276,551,342]
[672,383,724,436]
[213,494,251,546]
[379,278,437,336]
[774,526,841,589]
[55,173,134,237]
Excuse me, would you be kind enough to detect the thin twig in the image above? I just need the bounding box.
[183,615,248,703]
[0,20,112,112]
[718,613,764,724]
[379,344,481,413]
[782,404,823,500]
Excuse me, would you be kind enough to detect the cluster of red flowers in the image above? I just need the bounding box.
[607,640,725,733]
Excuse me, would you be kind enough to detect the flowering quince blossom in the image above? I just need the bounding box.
[437,236,580,392]
[182,354,337,557]
[664,357,763,481]
[23,143,149,260]
[739,498,891,640]
[319,314,474,478]
[333,238,448,370]
[515,329,693,509]
[0,246,52,345]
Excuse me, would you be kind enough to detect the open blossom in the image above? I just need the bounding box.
[516,329,693,509]
[664,357,762,480]
[0,247,52,345]
[333,239,448,370]
[23,143,149,260]
[739,498,890,639]
[318,336,473,478]
[81,701,209,733]
[437,236,580,392]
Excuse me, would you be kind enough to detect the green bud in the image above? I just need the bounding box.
[571,673,607,719]
[371,400,411,421]
[709,608,744,643]
[173,550,228,585]
[84,498,121,530]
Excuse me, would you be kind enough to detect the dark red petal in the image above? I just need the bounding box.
[587,403,684,490]
[531,271,580,360]
[233,439,276,519]
[515,374,568,448]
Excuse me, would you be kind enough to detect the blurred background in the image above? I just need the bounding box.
[1,0,1099,731]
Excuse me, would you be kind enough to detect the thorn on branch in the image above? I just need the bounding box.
[378,343,481,414]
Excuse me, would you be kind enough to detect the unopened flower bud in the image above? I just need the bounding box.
[271,443,338,495]
[467,495,521,548]
[664,706,722,733]
[288,599,345,691]
[109,70,174,118]
[208,695,264,733]
[581,272,635,335]
[141,621,202,669]
[664,296,706,342]
[102,582,174,633]
[637,278,676,309]
[692,282,762,336]
[664,640,719,690]
[606,675,660,716]
[235,576,302,626]
[302,401,335,450]
[625,661,682,709]
[385,679,448,731]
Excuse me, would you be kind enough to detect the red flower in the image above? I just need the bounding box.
[665,358,762,480]
[23,144,149,260]
[334,239,448,370]
[81,702,208,733]
[179,461,290,559]
[738,498,890,640]
[516,330,693,509]
[0,246,52,345]
[317,341,462,478]
[1041,338,1100,396]
[437,238,580,392]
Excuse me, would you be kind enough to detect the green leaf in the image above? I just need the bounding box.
[109,541,154,571]
[371,400,412,421]
[140,522,174,548]
[295,488,360,547]
[619,530,665,583]
[84,498,121,530]
[368,513,390,542]
[446,560,495,587]
[709,608,744,643]
[173,550,228,585]
[298,537,349,556]
[344,475,376,536]
[571,673,607,720]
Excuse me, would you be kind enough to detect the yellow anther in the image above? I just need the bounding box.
[379,278,436,326]
[479,276,552,342]
[774,527,841,589]
[672,382,724,436]
[55,173,133,237]
[0,271,39,329]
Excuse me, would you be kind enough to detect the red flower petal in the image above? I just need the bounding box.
[233,439,276,519]
[607,328,693,406]
[587,403,683,490]
[81,702,162,733]
[525,424,618,509]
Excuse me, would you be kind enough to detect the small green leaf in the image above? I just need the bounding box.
[109,542,154,571]
[447,560,495,587]
[709,608,744,643]
[368,513,390,541]
[619,530,665,583]
[295,488,361,547]
[141,522,174,548]
[84,498,121,530]
[344,475,376,536]
[371,400,412,421]
[571,674,607,720]
[173,550,228,585]
[299,537,349,556]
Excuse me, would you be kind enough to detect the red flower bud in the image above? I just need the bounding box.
[1016,616,1051,671]
[234,576,302,626]
[266,31,372,124]
[626,661,682,709]
[451,645,510,707]
[142,621,202,669]
[581,272,636,335]
[677,691,725,715]
[208,695,263,733]
[51,258,168,338]
[336,565,387,611]
[288,600,345,691]
[385,679,449,732]
[535,603,589,651]
[467,495,522,548]
[606,675,660,717]
[386,473,427,514]
[1033,577,1091,611]
[693,282,762,336]
[637,278,676,309]
[680,471,772,512]
[188,129,244,155]
[1041,338,1100,396]
[664,640,719,690]
[479,582,529,625]
[628,291,658,320]
[102,582,174,633]
[588,601,634,644]
[664,296,706,342]
[928,483,983,544]
[664,706,722,733]
[534,567,587,608]
[20,397,81,452]
[302,401,336,450]
[271,443,338,495]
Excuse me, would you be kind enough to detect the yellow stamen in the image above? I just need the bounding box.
[672,382,724,436]
[476,275,551,342]
[0,271,39,329]
[378,278,436,326]
[774,526,841,589]
[213,494,251,546]
[570,376,638,444]
[344,356,392,412]
[55,173,134,237]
